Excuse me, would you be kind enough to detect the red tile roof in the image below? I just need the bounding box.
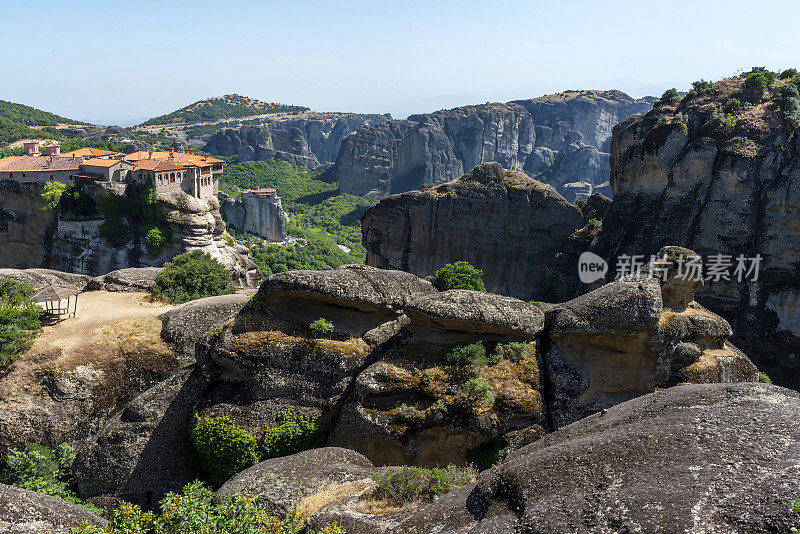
[0,155,80,172]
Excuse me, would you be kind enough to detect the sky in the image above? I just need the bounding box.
[2,0,800,126]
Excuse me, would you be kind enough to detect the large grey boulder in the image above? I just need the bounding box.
[160,292,250,354]
[215,447,375,517]
[405,289,545,340]
[0,484,107,533]
[256,264,436,336]
[73,366,208,512]
[0,268,92,291]
[89,267,163,292]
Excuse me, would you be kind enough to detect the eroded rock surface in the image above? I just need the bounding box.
[0,484,107,534]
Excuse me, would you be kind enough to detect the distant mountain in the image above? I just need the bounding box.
[0,100,88,147]
[139,94,309,127]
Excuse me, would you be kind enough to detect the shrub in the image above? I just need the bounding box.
[0,280,41,369]
[690,80,716,96]
[5,443,100,514]
[431,261,486,292]
[309,318,334,338]
[143,222,171,255]
[492,342,532,363]
[656,88,681,105]
[365,465,477,506]
[443,343,487,367]
[259,407,318,460]
[723,114,738,129]
[188,411,259,486]
[723,98,741,114]
[758,371,772,384]
[780,68,798,80]
[460,378,495,409]
[152,250,236,304]
[575,198,586,207]
[745,71,770,94]
[70,480,345,534]
[466,438,507,471]
[587,217,600,228]
[39,181,66,211]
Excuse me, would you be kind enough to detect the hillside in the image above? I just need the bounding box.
[0,100,88,147]
[140,94,309,126]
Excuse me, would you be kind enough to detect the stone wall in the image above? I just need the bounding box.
[0,180,57,268]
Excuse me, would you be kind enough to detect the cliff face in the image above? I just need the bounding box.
[203,113,391,169]
[222,192,287,242]
[361,163,584,300]
[591,77,800,389]
[336,91,651,201]
[0,180,57,268]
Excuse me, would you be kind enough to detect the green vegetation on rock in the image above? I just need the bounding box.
[70,481,345,534]
[366,465,477,507]
[3,443,101,514]
[188,411,259,486]
[39,182,67,211]
[309,318,334,338]
[443,343,488,367]
[460,378,495,409]
[0,280,41,369]
[259,407,318,461]
[431,261,486,292]
[152,251,236,304]
[219,160,369,273]
[656,88,681,106]
[141,94,308,126]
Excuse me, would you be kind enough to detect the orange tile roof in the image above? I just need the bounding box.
[61,147,119,158]
[0,155,80,172]
[124,150,224,167]
[81,158,125,168]
[133,160,187,172]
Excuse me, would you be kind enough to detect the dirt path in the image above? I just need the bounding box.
[32,291,174,356]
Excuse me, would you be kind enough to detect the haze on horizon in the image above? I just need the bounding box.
[2,0,799,126]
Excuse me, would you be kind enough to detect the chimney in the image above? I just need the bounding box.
[169,148,175,162]
[148,147,153,158]
[44,143,61,156]
[24,141,40,157]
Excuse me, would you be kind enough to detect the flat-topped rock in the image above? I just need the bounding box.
[0,483,107,534]
[89,267,164,292]
[405,289,545,339]
[0,268,92,291]
[258,264,436,313]
[160,292,250,354]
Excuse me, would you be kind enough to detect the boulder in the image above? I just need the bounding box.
[88,267,163,292]
[214,447,375,518]
[73,366,209,511]
[0,268,92,291]
[257,264,436,336]
[545,247,758,427]
[405,289,545,342]
[0,484,107,534]
[160,292,250,354]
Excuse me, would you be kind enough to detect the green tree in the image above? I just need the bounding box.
[431,261,486,292]
[39,182,66,211]
[309,318,334,338]
[151,250,236,304]
[657,88,681,105]
[723,98,741,114]
[0,280,41,369]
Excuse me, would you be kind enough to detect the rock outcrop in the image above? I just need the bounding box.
[203,113,392,169]
[222,189,287,242]
[362,163,584,301]
[592,76,800,390]
[334,91,652,199]
[0,180,58,269]
[0,484,107,534]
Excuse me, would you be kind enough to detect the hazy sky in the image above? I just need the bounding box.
[2,0,799,125]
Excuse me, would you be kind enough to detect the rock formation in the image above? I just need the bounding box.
[0,180,58,268]
[222,188,287,242]
[592,76,800,390]
[0,484,107,534]
[334,91,652,199]
[361,162,584,301]
[203,113,392,169]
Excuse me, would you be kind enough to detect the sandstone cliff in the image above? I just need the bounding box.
[592,76,800,389]
[335,91,652,200]
[361,163,584,301]
[222,191,287,242]
[0,180,58,268]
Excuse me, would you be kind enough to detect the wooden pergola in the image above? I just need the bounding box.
[31,286,81,322]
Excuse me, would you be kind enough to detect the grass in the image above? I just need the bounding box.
[364,465,477,509]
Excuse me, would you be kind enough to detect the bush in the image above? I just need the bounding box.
[690,80,715,96]
[152,250,236,304]
[70,480,345,534]
[309,318,334,338]
[366,465,477,506]
[431,261,486,292]
[443,343,487,367]
[188,412,259,486]
[143,222,171,255]
[492,342,532,363]
[780,68,798,80]
[758,371,772,384]
[656,88,681,105]
[39,181,67,211]
[723,98,741,114]
[575,198,586,207]
[461,378,495,409]
[0,280,41,369]
[5,443,100,514]
[466,438,507,471]
[745,71,770,94]
[59,183,97,219]
[259,407,318,460]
